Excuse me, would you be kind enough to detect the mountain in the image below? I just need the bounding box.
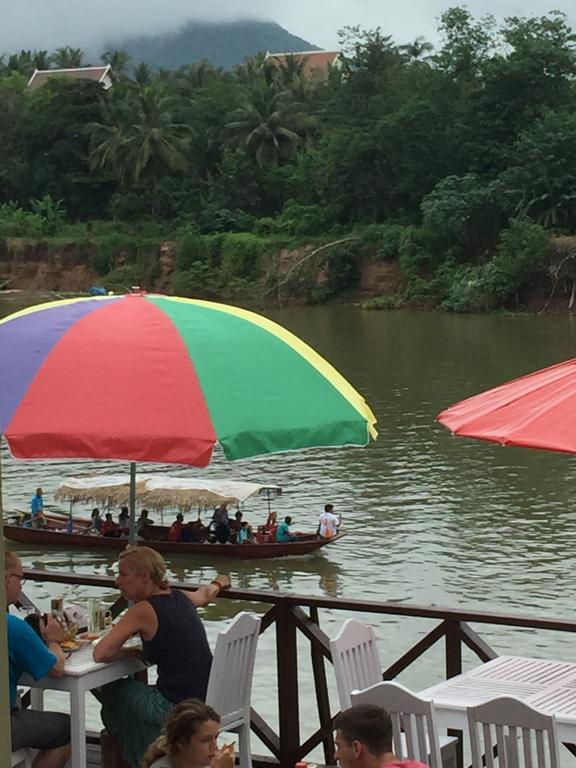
[105,20,320,71]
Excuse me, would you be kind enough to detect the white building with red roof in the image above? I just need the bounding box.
[27,65,113,90]
[265,50,341,80]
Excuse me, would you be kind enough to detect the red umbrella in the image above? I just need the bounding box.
[437,358,576,454]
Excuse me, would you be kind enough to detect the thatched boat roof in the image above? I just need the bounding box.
[55,474,281,512]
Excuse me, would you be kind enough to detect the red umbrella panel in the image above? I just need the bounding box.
[437,358,576,454]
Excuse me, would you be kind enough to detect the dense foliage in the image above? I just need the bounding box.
[1,7,576,310]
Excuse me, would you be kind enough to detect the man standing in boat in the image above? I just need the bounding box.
[30,487,45,528]
[319,503,341,539]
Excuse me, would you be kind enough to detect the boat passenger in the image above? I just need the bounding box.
[169,513,184,542]
[102,512,120,537]
[275,516,296,542]
[138,509,153,536]
[265,511,277,531]
[5,551,71,767]
[91,507,103,533]
[334,703,431,768]
[237,521,253,544]
[319,503,341,539]
[118,507,130,537]
[142,699,235,768]
[95,546,231,768]
[30,486,45,529]
[212,504,229,526]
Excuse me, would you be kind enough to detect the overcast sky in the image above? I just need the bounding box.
[0,0,574,54]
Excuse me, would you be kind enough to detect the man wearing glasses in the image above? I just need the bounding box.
[5,551,71,767]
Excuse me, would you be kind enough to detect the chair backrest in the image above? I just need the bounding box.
[351,681,443,768]
[329,619,382,710]
[467,696,560,768]
[206,611,261,721]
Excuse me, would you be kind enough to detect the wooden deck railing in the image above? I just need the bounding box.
[22,568,576,768]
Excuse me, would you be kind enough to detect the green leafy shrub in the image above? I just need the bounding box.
[219,233,269,283]
[421,174,504,261]
[398,226,436,280]
[360,224,406,260]
[176,230,207,271]
[198,205,255,234]
[29,195,66,235]
[360,293,404,310]
[103,265,143,292]
[171,263,218,298]
[440,220,551,311]
[0,203,43,237]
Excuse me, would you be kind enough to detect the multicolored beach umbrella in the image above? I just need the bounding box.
[0,293,377,466]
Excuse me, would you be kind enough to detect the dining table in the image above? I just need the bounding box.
[21,640,147,768]
[419,655,576,744]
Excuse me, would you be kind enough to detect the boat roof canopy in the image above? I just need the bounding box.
[55,474,282,511]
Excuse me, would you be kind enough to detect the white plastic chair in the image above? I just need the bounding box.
[331,621,457,768]
[467,696,560,768]
[10,749,32,768]
[206,611,261,768]
[351,681,457,768]
[330,619,382,710]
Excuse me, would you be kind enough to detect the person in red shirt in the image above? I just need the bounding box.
[169,513,184,542]
[101,513,120,537]
[334,704,430,768]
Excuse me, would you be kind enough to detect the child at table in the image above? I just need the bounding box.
[142,699,235,768]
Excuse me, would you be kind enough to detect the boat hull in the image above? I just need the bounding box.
[3,524,345,559]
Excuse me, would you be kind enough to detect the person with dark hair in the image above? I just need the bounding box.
[5,551,71,767]
[275,515,296,542]
[142,699,235,768]
[168,513,184,542]
[91,507,103,533]
[95,546,231,767]
[101,512,120,537]
[319,503,341,539]
[334,704,430,768]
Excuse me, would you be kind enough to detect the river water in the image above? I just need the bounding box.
[3,294,576,749]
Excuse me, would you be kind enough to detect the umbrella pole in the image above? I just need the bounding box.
[128,462,137,546]
[0,438,10,751]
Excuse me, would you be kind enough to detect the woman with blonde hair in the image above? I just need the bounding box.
[142,699,235,768]
[95,546,231,768]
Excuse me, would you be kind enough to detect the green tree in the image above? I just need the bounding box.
[51,47,84,68]
[89,86,191,211]
[101,49,131,76]
[224,83,311,166]
[500,110,576,229]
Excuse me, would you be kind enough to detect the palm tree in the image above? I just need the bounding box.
[89,86,191,210]
[224,82,312,166]
[101,49,131,76]
[7,51,34,76]
[133,62,153,88]
[51,47,84,69]
[32,50,51,70]
[398,37,434,63]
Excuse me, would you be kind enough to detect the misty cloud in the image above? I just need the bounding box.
[0,0,574,56]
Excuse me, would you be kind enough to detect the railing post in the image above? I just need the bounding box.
[309,606,335,765]
[445,620,463,768]
[277,602,300,768]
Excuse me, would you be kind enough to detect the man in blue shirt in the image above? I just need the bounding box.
[5,551,70,766]
[275,515,297,542]
[30,487,45,528]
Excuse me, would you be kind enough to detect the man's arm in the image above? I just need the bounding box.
[41,616,67,676]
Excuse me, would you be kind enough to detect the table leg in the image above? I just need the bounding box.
[70,685,87,768]
[30,688,44,710]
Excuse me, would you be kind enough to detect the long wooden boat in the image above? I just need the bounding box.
[3,522,346,559]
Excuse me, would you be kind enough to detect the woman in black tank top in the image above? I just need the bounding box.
[96,546,230,768]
